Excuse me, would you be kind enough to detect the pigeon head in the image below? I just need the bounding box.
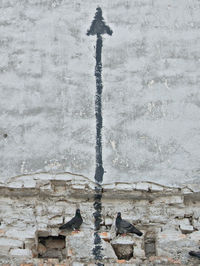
[117,212,121,218]
[76,209,81,214]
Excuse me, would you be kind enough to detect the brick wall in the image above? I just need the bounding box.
[0,174,200,265]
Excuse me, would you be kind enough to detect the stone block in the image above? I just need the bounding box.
[180,224,194,234]
[0,229,5,236]
[67,231,116,260]
[47,206,64,216]
[39,183,52,192]
[36,216,49,224]
[7,181,23,188]
[20,263,34,266]
[193,218,200,230]
[10,248,32,257]
[0,238,23,250]
[49,216,63,225]
[157,230,187,244]
[0,249,10,257]
[111,236,134,245]
[55,264,69,266]
[166,207,185,218]
[50,228,59,236]
[116,183,132,191]
[179,218,194,233]
[188,231,200,241]
[5,228,35,240]
[193,208,200,219]
[35,205,45,216]
[105,217,113,226]
[23,179,37,188]
[179,218,190,226]
[103,184,116,190]
[72,263,84,266]
[133,237,145,259]
[155,196,183,205]
[133,245,145,258]
[72,184,85,190]
[47,258,59,264]
[149,184,163,192]
[149,256,181,265]
[135,183,149,191]
[157,229,199,260]
[37,230,52,239]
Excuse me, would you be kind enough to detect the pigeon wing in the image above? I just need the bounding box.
[59,216,77,230]
[120,219,134,233]
[120,219,143,236]
[73,215,83,229]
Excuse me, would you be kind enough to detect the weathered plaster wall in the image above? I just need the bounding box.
[1,0,200,186]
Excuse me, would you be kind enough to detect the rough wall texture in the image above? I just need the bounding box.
[1,174,200,265]
[1,0,200,186]
[1,0,200,265]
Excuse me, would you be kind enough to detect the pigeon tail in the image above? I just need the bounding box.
[59,223,70,230]
[131,227,143,236]
[189,251,200,258]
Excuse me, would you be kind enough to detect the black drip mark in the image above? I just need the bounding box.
[92,185,103,263]
[93,186,103,230]
[87,7,112,265]
[94,33,104,184]
[3,133,8,138]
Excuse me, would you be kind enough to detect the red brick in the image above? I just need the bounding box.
[55,264,68,266]
[117,260,126,264]
[0,229,5,236]
[20,264,33,266]
[47,258,59,263]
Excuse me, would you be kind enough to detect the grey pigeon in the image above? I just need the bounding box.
[59,209,83,231]
[115,212,143,236]
[189,251,200,259]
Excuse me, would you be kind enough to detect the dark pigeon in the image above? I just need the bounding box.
[189,251,200,259]
[115,212,143,236]
[59,209,83,231]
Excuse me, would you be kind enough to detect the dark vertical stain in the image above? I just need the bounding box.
[87,7,113,265]
[94,33,104,184]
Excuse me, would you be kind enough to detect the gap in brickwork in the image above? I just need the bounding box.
[37,235,66,260]
[111,243,133,260]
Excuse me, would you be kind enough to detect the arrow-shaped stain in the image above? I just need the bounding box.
[87,7,113,265]
[87,7,113,184]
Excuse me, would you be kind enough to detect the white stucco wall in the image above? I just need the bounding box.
[1,1,200,185]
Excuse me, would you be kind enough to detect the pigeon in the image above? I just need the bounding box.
[189,251,200,259]
[59,209,83,231]
[115,212,143,236]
